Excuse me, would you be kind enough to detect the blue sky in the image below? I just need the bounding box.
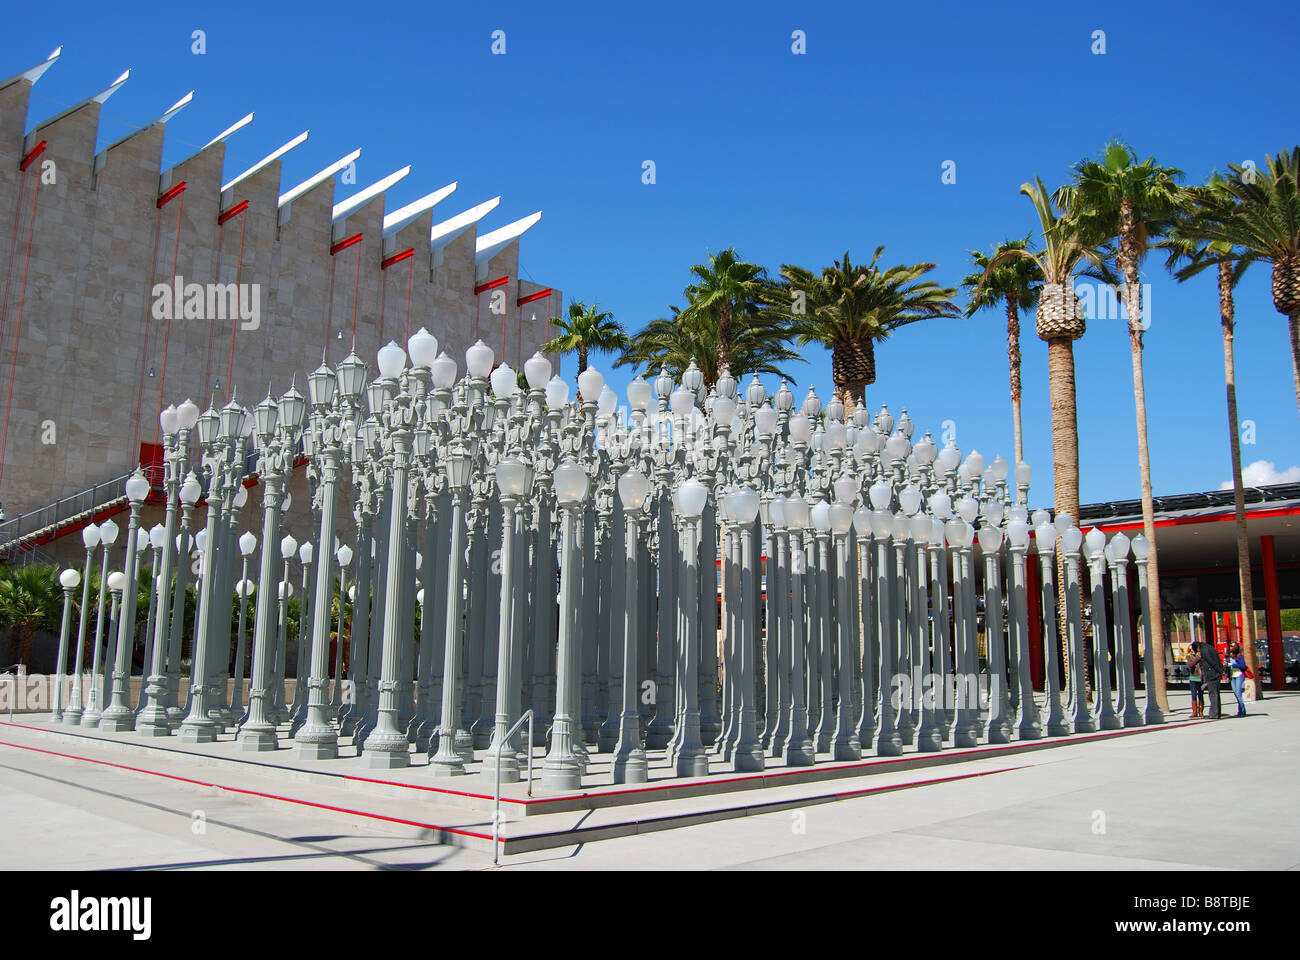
[5,0,1298,505]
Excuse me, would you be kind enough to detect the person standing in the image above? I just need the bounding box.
[1185,641,1204,718]
[1199,639,1225,720]
[1227,644,1250,718]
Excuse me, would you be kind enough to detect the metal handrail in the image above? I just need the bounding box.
[0,462,168,551]
[491,709,534,866]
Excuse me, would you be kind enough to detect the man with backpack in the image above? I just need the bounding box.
[1198,640,1225,720]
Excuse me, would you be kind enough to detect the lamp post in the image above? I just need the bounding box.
[81,516,119,727]
[332,543,353,712]
[1060,525,1095,734]
[540,457,591,790]
[272,535,296,726]
[99,469,151,731]
[782,495,815,765]
[979,524,1013,743]
[612,467,652,783]
[135,525,164,714]
[485,451,528,783]
[237,386,302,752]
[52,568,80,721]
[671,476,710,778]
[165,476,201,725]
[731,484,765,771]
[230,531,257,721]
[64,523,100,725]
[828,498,861,761]
[1084,527,1120,730]
[1131,534,1165,725]
[1006,519,1041,739]
[1035,522,1069,736]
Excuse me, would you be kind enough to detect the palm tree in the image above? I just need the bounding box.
[1163,178,1263,690]
[1175,148,1300,419]
[617,305,803,388]
[681,248,771,370]
[542,300,629,376]
[1057,140,1186,710]
[961,235,1043,464]
[980,178,1107,544]
[771,248,960,410]
[0,565,61,667]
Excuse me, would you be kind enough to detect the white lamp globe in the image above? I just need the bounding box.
[909,514,931,543]
[417,588,425,607]
[179,474,201,507]
[1110,531,1131,560]
[431,351,458,390]
[754,404,777,439]
[834,475,859,506]
[82,523,101,549]
[788,413,812,445]
[784,497,809,530]
[899,485,922,516]
[518,351,549,391]
[337,544,354,567]
[136,528,150,552]
[577,366,605,405]
[810,500,831,534]
[1054,511,1074,534]
[377,340,406,379]
[597,384,618,418]
[769,495,787,528]
[825,421,847,452]
[956,496,978,524]
[982,499,1005,526]
[1006,520,1030,550]
[176,398,201,430]
[1008,504,1029,524]
[626,375,652,412]
[239,531,258,556]
[1060,525,1083,555]
[885,432,910,463]
[107,571,125,592]
[712,395,737,425]
[99,518,120,545]
[125,469,150,503]
[280,534,298,560]
[617,469,652,512]
[929,491,952,518]
[60,568,80,589]
[868,479,892,511]
[669,385,694,417]
[495,457,529,498]
[299,542,313,565]
[489,363,518,400]
[674,478,708,519]
[829,503,854,535]
[159,404,180,436]
[945,517,966,547]
[465,339,494,379]
[853,507,873,537]
[1031,508,1051,528]
[233,485,248,509]
[1034,524,1056,555]
[734,486,760,525]
[407,327,439,368]
[977,525,1003,553]
[1131,533,1151,560]
[990,454,1010,482]
[347,584,356,602]
[553,459,590,505]
[279,581,293,599]
[1015,461,1032,486]
[1084,526,1106,559]
[544,375,569,410]
[965,449,986,478]
[930,517,947,545]
[195,529,209,553]
[893,512,912,540]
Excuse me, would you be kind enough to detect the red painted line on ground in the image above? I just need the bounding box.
[0,738,495,843]
[830,764,1029,800]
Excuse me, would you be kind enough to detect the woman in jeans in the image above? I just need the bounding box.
[1185,641,1204,718]
[1227,644,1249,718]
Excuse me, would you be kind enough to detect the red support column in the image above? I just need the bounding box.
[1026,555,1043,690]
[1261,535,1285,692]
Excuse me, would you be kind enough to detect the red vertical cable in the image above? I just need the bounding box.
[153,194,185,448]
[204,211,227,409]
[224,210,247,403]
[0,170,28,366]
[130,207,164,460]
[351,241,361,346]
[378,263,387,347]
[0,172,42,492]
[324,249,337,360]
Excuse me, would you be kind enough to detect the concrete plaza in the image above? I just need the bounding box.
[0,688,1294,870]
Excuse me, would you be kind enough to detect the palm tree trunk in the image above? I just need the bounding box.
[1290,310,1300,422]
[1221,265,1261,695]
[1047,337,1080,690]
[1006,293,1023,465]
[718,301,732,370]
[578,346,588,375]
[1121,271,1169,711]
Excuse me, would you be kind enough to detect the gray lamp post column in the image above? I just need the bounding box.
[856,509,878,748]
[165,503,197,725]
[135,531,161,714]
[1084,528,1119,730]
[1108,534,1142,727]
[1035,522,1069,736]
[99,469,150,731]
[295,362,347,759]
[873,505,901,756]
[1060,526,1095,734]
[646,484,677,749]
[64,526,100,725]
[730,486,765,771]
[271,534,296,725]
[915,515,943,752]
[1131,535,1165,725]
[230,538,255,720]
[485,452,527,783]
[810,502,834,753]
[979,525,1013,743]
[948,518,978,746]
[333,544,352,713]
[892,511,918,746]
[81,517,119,727]
[541,457,590,790]
[429,401,477,776]
[926,513,950,741]
[362,344,419,770]
[180,402,237,743]
[672,476,711,777]
[829,501,861,761]
[613,468,651,783]
[52,569,80,721]
[237,389,298,752]
[1006,520,1042,739]
[782,496,815,765]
